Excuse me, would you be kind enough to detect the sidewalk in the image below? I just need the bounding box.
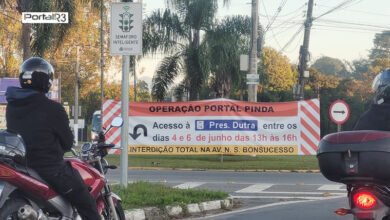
[124,198,234,220]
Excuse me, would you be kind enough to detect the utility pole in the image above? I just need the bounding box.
[100,0,105,116]
[248,0,259,102]
[74,45,80,146]
[297,0,314,100]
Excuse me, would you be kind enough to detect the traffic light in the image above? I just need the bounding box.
[119,7,133,32]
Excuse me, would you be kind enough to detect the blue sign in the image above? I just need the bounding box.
[195,120,258,131]
[0,78,19,104]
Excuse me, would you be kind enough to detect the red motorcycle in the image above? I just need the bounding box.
[318,130,390,220]
[0,117,125,220]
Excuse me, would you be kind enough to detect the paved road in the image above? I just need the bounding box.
[108,169,334,185]
[107,169,350,219]
[195,197,352,220]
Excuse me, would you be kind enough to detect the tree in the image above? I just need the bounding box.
[48,1,112,126]
[257,47,296,101]
[370,31,390,60]
[0,0,102,59]
[311,56,349,77]
[204,16,251,98]
[0,5,21,77]
[350,58,370,80]
[144,0,229,101]
[135,80,151,102]
[306,68,340,96]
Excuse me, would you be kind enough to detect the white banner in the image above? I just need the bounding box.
[103,99,320,155]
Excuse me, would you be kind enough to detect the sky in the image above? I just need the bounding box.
[119,0,390,86]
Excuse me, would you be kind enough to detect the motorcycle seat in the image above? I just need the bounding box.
[17,165,50,186]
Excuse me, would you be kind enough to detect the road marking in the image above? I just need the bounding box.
[235,184,273,193]
[233,191,345,195]
[230,194,346,200]
[317,184,345,191]
[173,182,205,189]
[189,195,345,220]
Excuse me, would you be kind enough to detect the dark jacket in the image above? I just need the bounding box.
[354,103,390,131]
[6,87,73,171]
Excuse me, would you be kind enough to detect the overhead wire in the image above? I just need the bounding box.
[280,24,304,53]
[313,23,389,33]
[312,26,384,34]
[315,3,390,17]
[284,29,304,54]
[259,4,305,18]
[263,0,289,33]
[316,19,390,30]
[266,21,303,39]
[314,0,360,20]
[261,0,306,51]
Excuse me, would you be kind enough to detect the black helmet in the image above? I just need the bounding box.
[372,68,390,104]
[19,57,54,93]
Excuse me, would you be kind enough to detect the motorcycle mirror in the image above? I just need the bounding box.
[111,117,123,127]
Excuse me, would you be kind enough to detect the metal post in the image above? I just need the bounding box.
[120,55,130,187]
[134,59,137,102]
[337,125,341,132]
[74,46,80,146]
[100,0,105,118]
[248,0,258,102]
[59,69,62,103]
[297,0,314,100]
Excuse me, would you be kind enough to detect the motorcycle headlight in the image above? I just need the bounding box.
[91,132,98,141]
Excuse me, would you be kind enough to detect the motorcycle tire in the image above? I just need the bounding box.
[0,198,29,220]
[103,201,126,220]
[114,202,126,220]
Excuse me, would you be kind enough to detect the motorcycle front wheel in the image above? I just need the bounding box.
[102,201,126,220]
[114,202,125,220]
[0,198,29,220]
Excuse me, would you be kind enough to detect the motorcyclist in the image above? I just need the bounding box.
[5,57,100,220]
[354,68,390,131]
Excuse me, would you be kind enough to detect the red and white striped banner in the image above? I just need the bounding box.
[299,99,321,155]
[102,100,122,154]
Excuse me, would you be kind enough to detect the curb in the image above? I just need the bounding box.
[124,198,234,220]
[129,167,320,173]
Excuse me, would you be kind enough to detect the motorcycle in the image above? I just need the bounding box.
[0,117,125,220]
[317,130,390,220]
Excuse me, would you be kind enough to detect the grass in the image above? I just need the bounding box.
[106,155,319,170]
[112,181,228,210]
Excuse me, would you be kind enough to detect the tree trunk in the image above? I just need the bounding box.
[223,76,232,99]
[18,0,31,60]
[21,23,31,60]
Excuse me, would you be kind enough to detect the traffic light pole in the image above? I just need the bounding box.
[248,0,259,102]
[100,0,105,122]
[119,0,133,188]
[297,0,314,100]
[74,46,80,146]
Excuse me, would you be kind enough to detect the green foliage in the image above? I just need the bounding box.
[204,16,251,98]
[107,155,318,171]
[311,56,349,77]
[0,3,22,77]
[112,181,228,209]
[351,59,370,80]
[145,0,230,101]
[151,53,182,101]
[168,0,218,31]
[259,47,296,98]
[143,9,186,55]
[370,31,390,60]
